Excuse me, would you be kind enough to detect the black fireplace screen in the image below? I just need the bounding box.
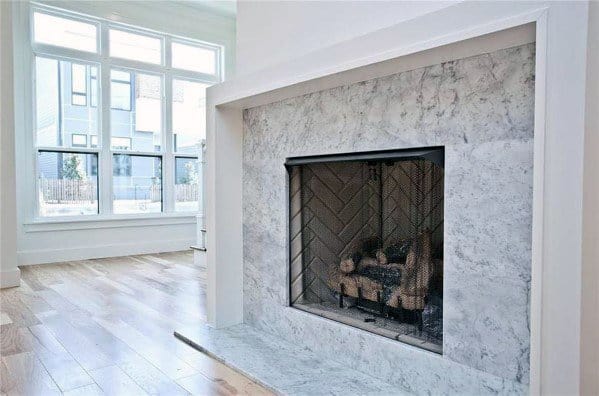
[287,147,444,352]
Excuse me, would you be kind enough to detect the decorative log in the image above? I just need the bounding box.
[339,258,356,274]
[327,271,383,303]
[357,257,377,269]
[358,263,403,272]
[389,229,434,311]
[359,276,384,301]
[376,249,388,265]
[330,231,437,310]
[386,287,402,308]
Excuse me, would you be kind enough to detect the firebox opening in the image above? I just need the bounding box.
[287,147,444,353]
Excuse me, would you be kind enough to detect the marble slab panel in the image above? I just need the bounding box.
[175,324,407,395]
[242,43,535,393]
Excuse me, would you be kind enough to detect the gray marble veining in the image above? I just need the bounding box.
[175,324,410,395]
[242,43,535,393]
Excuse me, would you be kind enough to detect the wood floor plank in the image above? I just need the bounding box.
[2,352,61,395]
[93,315,198,380]
[0,324,35,357]
[1,251,272,396]
[16,290,54,315]
[0,289,41,328]
[179,350,273,396]
[176,373,232,396]
[117,354,191,396]
[0,357,15,394]
[88,365,147,396]
[19,267,48,292]
[0,313,12,326]
[36,288,80,314]
[35,311,113,371]
[62,383,105,396]
[27,325,95,392]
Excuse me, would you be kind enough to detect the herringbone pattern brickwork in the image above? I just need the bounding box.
[289,159,443,305]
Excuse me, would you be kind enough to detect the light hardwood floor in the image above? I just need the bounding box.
[0,251,273,396]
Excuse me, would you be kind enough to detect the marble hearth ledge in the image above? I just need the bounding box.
[174,324,405,395]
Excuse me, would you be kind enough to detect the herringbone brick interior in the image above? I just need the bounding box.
[289,159,443,305]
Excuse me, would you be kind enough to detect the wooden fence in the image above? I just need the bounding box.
[41,178,199,203]
[40,178,97,204]
[175,183,199,202]
[149,183,199,202]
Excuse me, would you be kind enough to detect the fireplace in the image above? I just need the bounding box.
[287,147,444,353]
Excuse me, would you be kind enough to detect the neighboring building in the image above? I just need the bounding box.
[36,60,192,200]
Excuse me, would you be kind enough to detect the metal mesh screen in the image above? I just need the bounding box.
[288,148,444,349]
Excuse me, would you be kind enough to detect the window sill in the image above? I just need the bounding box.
[23,212,197,233]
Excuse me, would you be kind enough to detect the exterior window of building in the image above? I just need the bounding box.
[90,67,98,107]
[110,70,132,111]
[31,5,221,218]
[71,63,87,106]
[72,134,87,147]
[111,137,132,150]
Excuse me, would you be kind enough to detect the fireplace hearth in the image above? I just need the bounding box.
[287,147,444,353]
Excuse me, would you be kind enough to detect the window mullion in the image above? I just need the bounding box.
[99,22,113,215]
[163,68,174,213]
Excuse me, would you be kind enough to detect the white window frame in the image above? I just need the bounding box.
[27,2,222,223]
[108,27,165,66]
[171,38,223,77]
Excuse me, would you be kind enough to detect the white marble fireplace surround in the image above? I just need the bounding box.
[241,42,534,394]
[200,3,591,394]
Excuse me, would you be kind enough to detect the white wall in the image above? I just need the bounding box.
[581,2,599,394]
[236,0,458,75]
[1,1,20,287]
[11,1,236,266]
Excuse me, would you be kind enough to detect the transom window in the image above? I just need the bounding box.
[31,6,221,218]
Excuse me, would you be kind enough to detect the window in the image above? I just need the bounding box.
[173,79,208,154]
[111,71,162,152]
[71,63,87,106]
[111,137,132,150]
[33,12,97,52]
[30,5,222,218]
[175,157,199,212]
[172,42,218,75]
[38,151,99,216]
[72,134,87,147]
[110,70,132,111]
[35,57,99,148]
[113,154,162,214]
[90,68,98,107]
[109,29,162,65]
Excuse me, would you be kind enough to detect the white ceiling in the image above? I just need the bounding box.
[185,0,237,18]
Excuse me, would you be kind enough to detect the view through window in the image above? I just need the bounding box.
[32,7,221,217]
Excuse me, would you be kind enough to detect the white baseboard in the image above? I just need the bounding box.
[1,268,21,288]
[17,238,195,265]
